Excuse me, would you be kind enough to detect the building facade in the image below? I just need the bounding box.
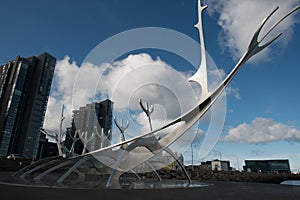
[0,52,56,159]
[65,100,113,154]
[199,159,231,171]
[244,159,291,173]
[211,159,230,171]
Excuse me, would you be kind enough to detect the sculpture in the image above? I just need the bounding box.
[12,0,300,189]
[114,117,130,145]
[90,1,300,188]
[41,104,68,158]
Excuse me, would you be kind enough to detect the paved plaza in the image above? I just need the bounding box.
[1,180,300,200]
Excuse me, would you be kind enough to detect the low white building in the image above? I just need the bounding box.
[211,159,230,171]
[200,159,231,171]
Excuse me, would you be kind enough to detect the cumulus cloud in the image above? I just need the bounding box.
[206,0,299,62]
[44,54,200,133]
[43,56,79,131]
[44,52,236,144]
[223,117,300,143]
[44,56,106,132]
[93,53,197,114]
[225,87,240,100]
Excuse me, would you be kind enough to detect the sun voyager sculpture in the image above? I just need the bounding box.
[12,0,299,189]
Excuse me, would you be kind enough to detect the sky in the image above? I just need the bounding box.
[0,0,300,172]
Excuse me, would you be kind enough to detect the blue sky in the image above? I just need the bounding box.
[1,0,300,172]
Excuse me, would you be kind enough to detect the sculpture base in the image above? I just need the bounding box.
[1,178,299,200]
[120,179,211,189]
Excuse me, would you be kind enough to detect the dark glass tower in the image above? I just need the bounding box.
[0,52,56,159]
[65,99,113,154]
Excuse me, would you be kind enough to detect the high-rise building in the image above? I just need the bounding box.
[0,52,56,159]
[65,99,113,154]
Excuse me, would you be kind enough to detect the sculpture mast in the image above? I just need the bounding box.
[188,0,209,100]
[58,104,65,157]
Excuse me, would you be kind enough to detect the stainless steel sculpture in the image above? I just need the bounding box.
[94,2,300,188]
[12,0,300,189]
[114,117,130,144]
[189,0,208,100]
[41,104,68,158]
[139,99,154,131]
[139,99,192,183]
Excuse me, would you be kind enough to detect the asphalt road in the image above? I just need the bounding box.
[0,181,300,200]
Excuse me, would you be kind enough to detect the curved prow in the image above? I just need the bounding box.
[199,5,300,114]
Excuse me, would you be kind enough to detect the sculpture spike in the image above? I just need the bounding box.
[259,5,299,44]
[246,5,300,60]
[188,0,209,100]
[139,99,154,131]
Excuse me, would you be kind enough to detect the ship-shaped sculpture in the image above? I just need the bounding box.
[12,0,300,189]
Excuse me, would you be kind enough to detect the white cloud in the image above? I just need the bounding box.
[44,52,234,147]
[44,56,106,132]
[99,54,198,114]
[206,0,299,62]
[43,52,231,161]
[91,53,200,137]
[223,117,300,143]
[225,87,240,100]
[44,53,200,133]
[43,56,79,131]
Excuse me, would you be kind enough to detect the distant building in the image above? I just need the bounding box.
[199,159,231,171]
[0,53,56,159]
[37,135,58,158]
[198,161,212,171]
[65,100,113,154]
[212,159,230,171]
[244,159,291,173]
